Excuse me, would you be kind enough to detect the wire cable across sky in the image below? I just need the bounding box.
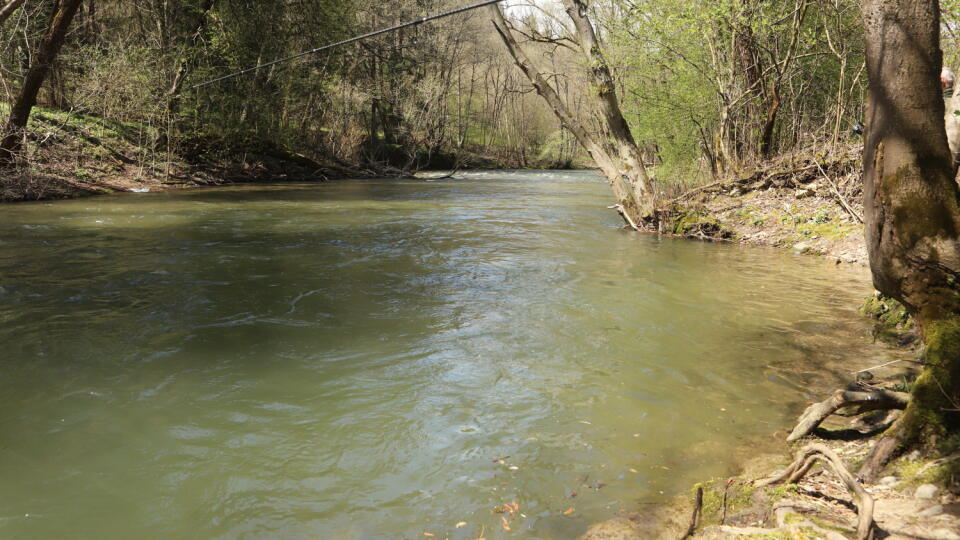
[190,0,506,90]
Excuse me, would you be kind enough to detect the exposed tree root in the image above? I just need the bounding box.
[755,444,875,540]
[787,389,910,442]
[773,500,850,540]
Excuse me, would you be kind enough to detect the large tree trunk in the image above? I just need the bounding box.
[860,0,960,475]
[488,3,656,227]
[0,0,84,165]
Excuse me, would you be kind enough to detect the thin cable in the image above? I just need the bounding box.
[190,0,505,90]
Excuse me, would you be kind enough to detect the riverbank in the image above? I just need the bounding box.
[0,106,577,203]
[577,147,960,539]
[665,145,867,264]
[570,259,955,539]
[0,106,382,202]
[580,375,960,539]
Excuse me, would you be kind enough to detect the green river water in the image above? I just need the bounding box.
[0,170,904,539]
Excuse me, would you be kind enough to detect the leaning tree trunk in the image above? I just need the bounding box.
[860,0,960,477]
[562,0,657,220]
[0,0,84,165]
[0,0,25,27]
[488,3,656,228]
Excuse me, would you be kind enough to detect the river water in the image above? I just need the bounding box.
[0,171,902,539]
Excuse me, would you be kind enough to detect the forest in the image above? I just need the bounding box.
[0,0,928,189]
[0,0,959,539]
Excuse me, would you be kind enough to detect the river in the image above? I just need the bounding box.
[0,170,903,539]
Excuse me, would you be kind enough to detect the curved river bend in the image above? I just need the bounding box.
[0,171,902,539]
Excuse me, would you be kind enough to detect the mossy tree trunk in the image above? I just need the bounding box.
[861,0,960,464]
[0,0,83,166]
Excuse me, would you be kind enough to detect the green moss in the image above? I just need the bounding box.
[861,295,913,328]
[792,220,859,241]
[898,316,960,444]
[692,479,756,526]
[890,454,958,490]
[860,294,916,344]
[812,209,831,224]
[805,516,855,534]
[730,528,817,540]
[766,483,799,501]
[781,512,804,525]
[671,209,732,238]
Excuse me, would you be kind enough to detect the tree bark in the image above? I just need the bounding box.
[488,3,656,227]
[0,0,84,165]
[562,0,657,219]
[0,0,25,27]
[861,0,960,465]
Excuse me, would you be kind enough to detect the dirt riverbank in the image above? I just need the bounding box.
[664,146,868,264]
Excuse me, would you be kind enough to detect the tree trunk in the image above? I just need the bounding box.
[0,0,84,165]
[156,0,215,151]
[0,0,25,27]
[488,3,656,227]
[759,86,781,157]
[562,0,657,219]
[860,0,960,469]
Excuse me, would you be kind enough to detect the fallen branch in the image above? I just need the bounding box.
[720,478,733,525]
[609,203,640,231]
[420,167,461,180]
[756,444,875,540]
[813,157,864,223]
[811,415,901,441]
[680,486,703,539]
[787,389,910,442]
[851,359,909,374]
[667,180,728,204]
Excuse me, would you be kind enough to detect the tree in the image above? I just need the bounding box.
[156,0,216,151]
[0,0,26,27]
[859,0,960,477]
[0,0,84,165]
[489,1,657,228]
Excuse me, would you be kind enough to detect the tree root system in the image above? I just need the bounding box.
[755,444,875,539]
